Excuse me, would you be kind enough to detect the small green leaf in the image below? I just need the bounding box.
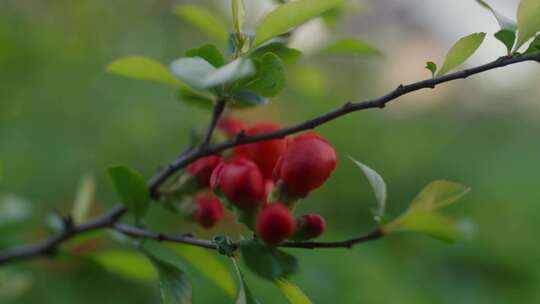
[107,56,182,87]
[108,165,150,221]
[349,157,387,223]
[232,0,246,34]
[185,44,225,68]
[275,279,312,304]
[515,0,540,50]
[409,180,470,211]
[437,32,486,76]
[524,34,540,54]
[475,0,517,30]
[0,194,32,228]
[176,88,215,110]
[253,0,344,48]
[232,258,260,304]
[72,173,95,224]
[174,5,228,43]
[240,240,298,280]
[93,250,157,282]
[231,90,267,108]
[321,38,381,56]
[167,243,236,297]
[494,29,517,54]
[389,211,462,243]
[251,42,302,65]
[145,251,192,304]
[243,52,285,97]
[170,57,255,90]
[382,180,470,243]
[425,61,437,76]
[169,57,217,90]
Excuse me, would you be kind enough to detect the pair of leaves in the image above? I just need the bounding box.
[382,180,471,242]
[475,0,516,53]
[108,165,149,222]
[425,32,486,77]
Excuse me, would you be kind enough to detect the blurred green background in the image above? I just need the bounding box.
[1,0,539,303]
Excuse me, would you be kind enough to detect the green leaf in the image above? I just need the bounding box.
[425,61,437,77]
[170,58,255,90]
[232,258,260,304]
[232,0,246,34]
[108,165,150,221]
[251,42,302,65]
[72,173,95,224]
[321,38,381,56]
[349,157,387,223]
[494,29,516,54]
[275,279,312,304]
[185,44,225,68]
[244,52,285,97]
[515,0,540,50]
[252,0,344,48]
[174,5,228,43]
[93,250,157,282]
[382,180,470,243]
[240,240,298,280]
[167,244,236,297]
[176,88,215,110]
[169,57,217,90]
[0,194,32,228]
[107,56,183,87]
[390,211,461,243]
[409,180,470,211]
[524,34,540,54]
[436,32,486,76]
[475,0,517,30]
[231,90,267,108]
[145,251,192,304]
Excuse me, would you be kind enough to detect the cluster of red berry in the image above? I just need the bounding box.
[183,117,337,245]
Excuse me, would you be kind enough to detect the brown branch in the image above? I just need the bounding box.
[148,53,540,196]
[1,52,539,265]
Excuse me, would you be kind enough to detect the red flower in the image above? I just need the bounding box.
[233,122,286,179]
[186,155,223,187]
[192,192,224,229]
[273,132,337,198]
[218,117,246,138]
[210,158,265,209]
[256,203,295,244]
[294,214,326,240]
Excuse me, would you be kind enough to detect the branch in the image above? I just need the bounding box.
[1,53,539,265]
[200,98,227,148]
[149,53,540,195]
[0,206,125,265]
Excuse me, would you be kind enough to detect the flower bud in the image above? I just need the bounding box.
[210,158,265,209]
[256,203,295,244]
[186,155,223,187]
[233,122,286,179]
[192,192,224,229]
[293,214,326,241]
[218,117,246,138]
[273,132,337,198]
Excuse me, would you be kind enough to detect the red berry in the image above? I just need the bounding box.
[273,132,337,198]
[256,203,296,244]
[192,193,224,229]
[186,155,223,187]
[218,117,246,138]
[295,214,326,240]
[233,122,286,179]
[210,158,266,209]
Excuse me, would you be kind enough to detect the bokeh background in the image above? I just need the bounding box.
[1,0,539,303]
